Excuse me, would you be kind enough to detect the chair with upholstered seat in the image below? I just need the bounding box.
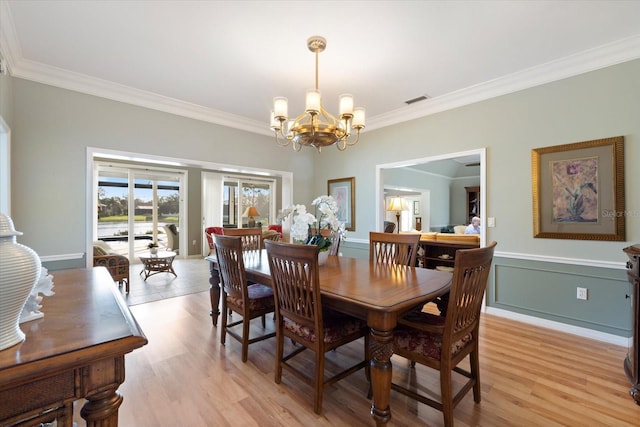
[205,226,225,256]
[92,240,130,293]
[327,232,341,256]
[264,240,369,414]
[261,229,282,245]
[453,225,467,234]
[222,227,262,250]
[369,231,420,266]
[213,234,276,363]
[392,241,497,427]
[162,224,179,253]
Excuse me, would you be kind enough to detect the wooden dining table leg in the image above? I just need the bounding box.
[368,314,396,426]
[208,262,221,326]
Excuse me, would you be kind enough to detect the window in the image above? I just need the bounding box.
[223,178,273,228]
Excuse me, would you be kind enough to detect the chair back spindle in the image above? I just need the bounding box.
[369,231,420,266]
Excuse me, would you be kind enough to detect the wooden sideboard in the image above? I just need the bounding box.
[417,237,480,269]
[0,267,147,426]
[623,244,640,405]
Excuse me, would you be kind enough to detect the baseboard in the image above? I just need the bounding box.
[485,306,628,347]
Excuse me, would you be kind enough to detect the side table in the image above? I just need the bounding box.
[139,251,177,280]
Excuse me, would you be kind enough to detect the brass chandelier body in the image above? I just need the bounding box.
[270,36,365,152]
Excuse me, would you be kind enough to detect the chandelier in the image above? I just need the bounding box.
[270,36,365,152]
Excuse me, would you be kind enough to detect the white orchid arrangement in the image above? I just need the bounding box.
[280,203,316,242]
[311,195,346,237]
[280,195,346,251]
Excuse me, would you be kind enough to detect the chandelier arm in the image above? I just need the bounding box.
[345,129,361,146]
[275,127,292,147]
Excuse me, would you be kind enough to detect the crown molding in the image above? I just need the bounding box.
[366,34,640,131]
[9,56,272,136]
[2,0,639,136]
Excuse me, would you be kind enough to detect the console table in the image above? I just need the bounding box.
[0,267,147,426]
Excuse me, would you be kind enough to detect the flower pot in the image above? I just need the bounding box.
[0,214,40,351]
[318,250,329,266]
[150,247,158,255]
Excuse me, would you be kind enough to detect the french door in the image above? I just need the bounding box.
[95,162,184,260]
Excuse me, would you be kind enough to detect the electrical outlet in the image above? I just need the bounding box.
[192,239,196,246]
[577,287,588,300]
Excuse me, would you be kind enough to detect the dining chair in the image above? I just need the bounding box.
[222,227,263,250]
[327,232,341,256]
[392,241,497,427]
[213,234,276,363]
[264,240,370,414]
[369,231,420,266]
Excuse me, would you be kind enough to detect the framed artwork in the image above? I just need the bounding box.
[328,177,355,231]
[532,136,625,241]
[414,201,420,215]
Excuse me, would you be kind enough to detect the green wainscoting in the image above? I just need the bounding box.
[488,256,631,337]
[340,240,631,338]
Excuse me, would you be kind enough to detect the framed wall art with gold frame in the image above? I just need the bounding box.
[327,177,355,231]
[532,136,625,241]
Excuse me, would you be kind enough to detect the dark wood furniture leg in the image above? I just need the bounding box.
[368,313,396,426]
[209,261,221,326]
[78,356,126,427]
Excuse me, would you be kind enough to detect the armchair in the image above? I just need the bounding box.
[93,240,130,293]
[163,224,179,253]
[205,226,225,256]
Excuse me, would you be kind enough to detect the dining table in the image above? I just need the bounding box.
[206,251,452,426]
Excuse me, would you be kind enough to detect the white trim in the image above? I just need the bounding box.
[40,253,85,262]
[376,148,486,248]
[2,0,639,136]
[0,115,10,215]
[495,250,626,270]
[485,307,628,347]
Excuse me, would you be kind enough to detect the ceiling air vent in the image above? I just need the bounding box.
[405,95,429,105]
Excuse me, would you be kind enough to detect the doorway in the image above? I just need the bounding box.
[95,162,185,260]
[376,148,486,245]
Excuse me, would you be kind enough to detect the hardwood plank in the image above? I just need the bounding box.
[72,287,638,426]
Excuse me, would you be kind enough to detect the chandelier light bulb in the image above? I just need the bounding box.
[305,90,321,114]
[352,108,366,129]
[339,94,354,118]
[273,97,288,120]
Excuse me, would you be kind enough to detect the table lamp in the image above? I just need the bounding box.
[243,206,260,227]
[386,197,407,233]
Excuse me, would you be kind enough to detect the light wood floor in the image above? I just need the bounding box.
[72,284,639,426]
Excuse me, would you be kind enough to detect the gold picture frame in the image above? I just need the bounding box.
[532,136,625,241]
[328,177,356,231]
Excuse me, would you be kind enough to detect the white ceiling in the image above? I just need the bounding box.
[2,1,640,136]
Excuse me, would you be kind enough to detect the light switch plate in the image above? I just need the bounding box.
[487,217,495,227]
